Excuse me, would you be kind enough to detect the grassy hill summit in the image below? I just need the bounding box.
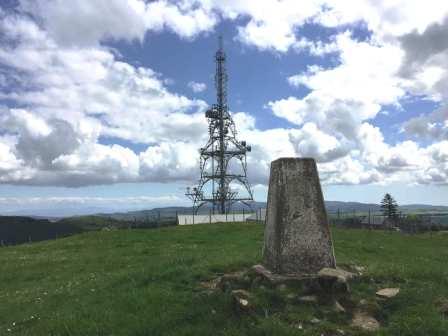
[1,222,448,335]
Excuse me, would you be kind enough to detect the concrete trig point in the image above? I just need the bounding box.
[263,158,336,274]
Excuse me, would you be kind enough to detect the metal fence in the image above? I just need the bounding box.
[327,209,448,232]
[172,207,448,232]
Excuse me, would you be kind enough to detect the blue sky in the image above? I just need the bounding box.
[0,1,447,215]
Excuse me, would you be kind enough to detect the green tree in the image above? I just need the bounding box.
[380,193,399,218]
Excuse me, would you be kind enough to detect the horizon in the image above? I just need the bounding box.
[1,198,447,218]
[1,1,447,215]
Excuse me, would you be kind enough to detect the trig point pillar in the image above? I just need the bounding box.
[263,158,336,274]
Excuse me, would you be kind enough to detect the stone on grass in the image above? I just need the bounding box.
[277,283,288,291]
[317,267,354,295]
[298,295,318,303]
[251,264,316,287]
[310,317,321,324]
[263,158,336,275]
[199,278,220,290]
[351,310,380,331]
[333,300,346,313]
[436,298,448,317]
[218,271,249,291]
[318,267,357,282]
[294,323,303,330]
[231,289,253,313]
[376,288,400,299]
[353,265,366,274]
[285,293,297,302]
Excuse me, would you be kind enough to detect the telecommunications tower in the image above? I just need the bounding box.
[186,36,253,214]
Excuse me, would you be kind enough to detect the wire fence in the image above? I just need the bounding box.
[130,207,448,234]
[327,209,448,233]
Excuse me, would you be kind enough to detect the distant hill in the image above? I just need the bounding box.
[325,201,380,212]
[399,204,448,213]
[0,216,83,246]
[94,201,448,221]
[95,202,268,221]
[0,212,174,246]
[2,200,448,246]
[0,215,142,246]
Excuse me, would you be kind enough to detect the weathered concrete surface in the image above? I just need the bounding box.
[263,158,336,274]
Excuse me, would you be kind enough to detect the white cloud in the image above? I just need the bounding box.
[13,0,448,55]
[0,11,207,186]
[139,142,199,182]
[267,97,309,126]
[315,0,448,39]
[402,106,448,141]
[293,38,339,56]
[416,141,448,185]
[52,143,140,186]
[188,81,207,93]
[0,142,22,173]
[397,18,448,100]
[288,32,405,113]
[0,0,447,190]
[0,195,183,205]
[318,157,382,185]
[0,195,188,216]
[232,112,256,131]
[215,0,323,52]
[289,123,347,163]
[145,0,217,39]
[0,15,208,145]
[277,33,405,150]
[267,33,404,176]
[266,24,448,187]
[231,123,297,185]
[19,0,217,46]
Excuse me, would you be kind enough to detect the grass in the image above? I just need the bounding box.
[0,223,448,335]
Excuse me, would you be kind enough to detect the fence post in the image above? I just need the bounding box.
[225,210,228,222]
[368,209,371,225]
[337,208,340,220]
[233,210,235,222]
[209,209,211,224]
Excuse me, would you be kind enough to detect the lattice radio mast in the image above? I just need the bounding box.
[186,36,253,214]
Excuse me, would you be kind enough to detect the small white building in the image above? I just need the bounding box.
[177,211,263,225]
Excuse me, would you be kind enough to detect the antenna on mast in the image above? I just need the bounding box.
[218,34,223,51]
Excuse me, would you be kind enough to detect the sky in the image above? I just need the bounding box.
[0,0,447,216]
